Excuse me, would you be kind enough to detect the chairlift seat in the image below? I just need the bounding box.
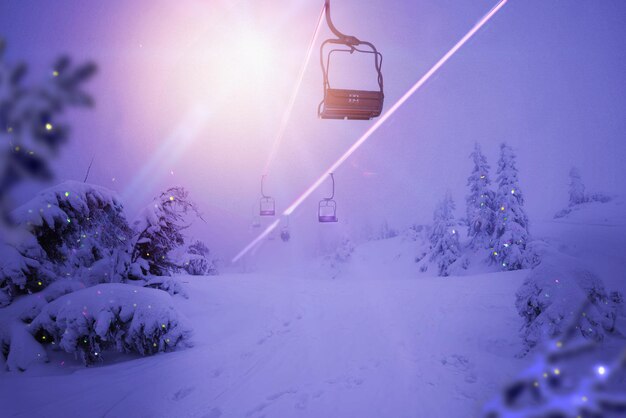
[318,199,338,223]
[259,197,275,217]
[320,88,383,120]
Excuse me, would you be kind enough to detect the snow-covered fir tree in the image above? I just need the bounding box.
[491,143,534,270]
[568,167,586,206]
[429,192,461,277]
[466,142,496,250]
[130,187,202,278]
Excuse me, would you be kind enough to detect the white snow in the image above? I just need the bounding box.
[0,200,624,417]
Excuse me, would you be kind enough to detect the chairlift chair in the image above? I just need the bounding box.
[319,0,384,120]
[318,173,338,223]
[259,175,275,216]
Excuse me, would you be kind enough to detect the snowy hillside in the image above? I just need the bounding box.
[2,198,624,417]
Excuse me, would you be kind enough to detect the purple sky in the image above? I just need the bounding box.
[2,0,626,258]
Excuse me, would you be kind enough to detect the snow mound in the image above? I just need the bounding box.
[30,283,192,365]
[515,241,623,354]
[2,181,132,302]
[144,276,189,298]
[554,196,623,226]
[4,322,48,372]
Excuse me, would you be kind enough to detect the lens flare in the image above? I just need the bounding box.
[232,0,509,263]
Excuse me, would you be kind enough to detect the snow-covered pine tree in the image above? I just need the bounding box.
[0,39,96,224]
[491,143,534,270]
[466,142,496,250]
[429,192,461,276]
[130,187,202,278]
[568,167,586,206]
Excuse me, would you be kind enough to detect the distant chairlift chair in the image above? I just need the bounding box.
[318,0,384,120]
[259,175,276,216]
[318,173,339,223]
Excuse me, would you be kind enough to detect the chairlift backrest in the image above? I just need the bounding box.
[259,175,276,216]
[319,1,384,120]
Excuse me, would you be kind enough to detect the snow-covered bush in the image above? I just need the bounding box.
[0,237,52,306]
[371,220,399,240]
[429,192,461,277]
[334,237,355,263]
[144,277,188,298]
[130,187,202,279]
[515,242,623,354]
[30,283,192,366]
[0,39,96,222]
[0,181,132,304]
[180,240,217,276]
[491,143,537,270]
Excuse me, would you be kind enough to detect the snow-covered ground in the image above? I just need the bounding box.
[1,200,624,418]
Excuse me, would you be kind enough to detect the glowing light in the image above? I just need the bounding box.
[121,105,209,204]
[597,365,606,376]
[53,70,59,77]
[45,123,53,131]
[37,281,42,286]
[480,175,486,179]
[500,206,505,211]
[169,196,174,201]
[493,251,498,256]
[284,0,509,216]
[67,218,71,223]
[511,189,515,194]
[263,3,326,175]
[234,0,510,262]
[554,368,560,375]
[65,192,70,197]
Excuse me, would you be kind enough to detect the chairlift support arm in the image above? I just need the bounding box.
[325,173,335,200]
[261,175,270,198]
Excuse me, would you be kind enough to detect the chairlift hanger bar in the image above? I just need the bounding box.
[261,175,270,199]
[324,0,359,45]
[325,173,335,200]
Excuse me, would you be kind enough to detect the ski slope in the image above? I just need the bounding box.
[1,200,625,418]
